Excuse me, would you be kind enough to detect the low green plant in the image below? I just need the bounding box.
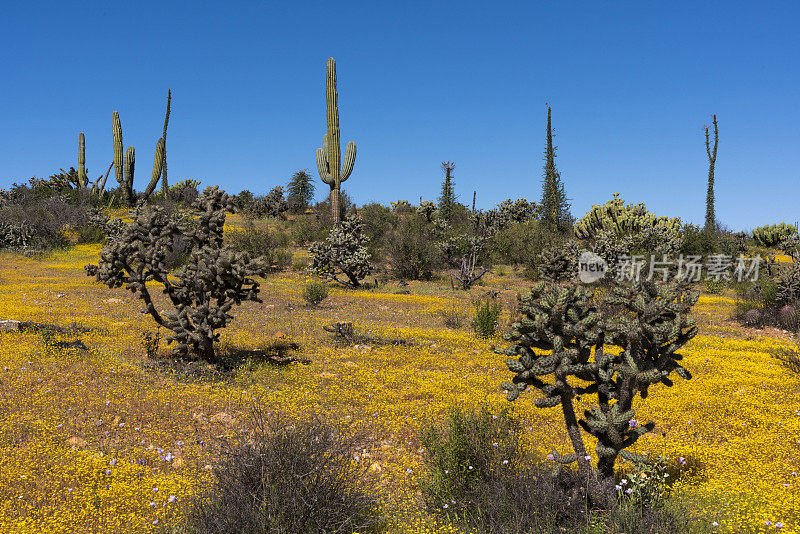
[702,277,728,295]
[226,222,292,272]
[471,297,502,339]
[302,279,329,306]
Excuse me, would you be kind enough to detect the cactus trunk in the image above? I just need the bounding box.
[78,133,87,189]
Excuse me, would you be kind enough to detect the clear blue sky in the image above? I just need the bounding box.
[2,1,798,230]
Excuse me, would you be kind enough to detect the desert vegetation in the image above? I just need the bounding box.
[2,54,800,534]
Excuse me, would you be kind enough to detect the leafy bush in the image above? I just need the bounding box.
[385,215,440,280]
[418,404,695,534]
[186,407,385,534]
[471,297,502,339]
[360,202,396,261]
[288,214,327,245]
[226,222,292,272]
[438,305,466,329]
[302,279,329,306]
[490,219,551,268]
[309,215,373,288]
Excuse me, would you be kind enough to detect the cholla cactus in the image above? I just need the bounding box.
[92,186,267,362]
[497,198,536,227]
[416,200,437,222]
[753,223,798,248]
[262,186,288,219]
[776,263,800,305]
[498,277,698,507]
[309,215,372,288]
[574,193,681,241]
[537,241,580,282]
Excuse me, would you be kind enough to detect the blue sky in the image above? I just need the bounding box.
[2,1,798,230]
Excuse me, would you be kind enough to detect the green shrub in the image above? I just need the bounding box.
[186,407,385,534]
[702,277,728,295]
[438,305,466,329]
[385,215,441,280]
[417,404,698,534]
[360,202,396,261]
[226,222,292,272]
[490,220,551,268]
[471,297,502,339]
[302,279,329,306]
[289,214,327,245]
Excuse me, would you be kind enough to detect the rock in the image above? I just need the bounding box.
[172,457,184,468]
[395,290,411,295]
[209,412,235,425]
[104,298,122,304]
[0,320,21,332]
[68,436,87,449]
[370,462,382,472]
[317,372,338,379]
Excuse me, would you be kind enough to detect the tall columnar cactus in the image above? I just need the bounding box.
[316,57,356,225]
[113,111,135,206]
[161,89,171,194]
[77,133,87,189]
[113,109,169,205]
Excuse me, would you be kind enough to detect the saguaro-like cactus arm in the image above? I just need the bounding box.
[113,112,124,187]
[123,146,135,192]
[142,137,165,200]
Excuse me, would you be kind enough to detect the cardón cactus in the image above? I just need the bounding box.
[316,57,356,226]
[112,110,168,206]
[498,277,698,507]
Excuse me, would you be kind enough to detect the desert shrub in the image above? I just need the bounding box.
[385,215,440,280]
[309,215,373,288]
[418,404,696,534]
[438,304,466,328]
[390,199,413,214]
[288,214,327,245]
[771,342,800,374]
[168,179,201,205]
[360,202,396,261]
[536,240,579,282]
[490,219,551,268]
[185,407,385,534]
[226,222,292,272]
[302,279,329,306]
[778,305,798,331]
[703,277,728,295]
[471,297,502,338]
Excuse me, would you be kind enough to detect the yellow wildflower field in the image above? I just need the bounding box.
[1,243,799,533]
